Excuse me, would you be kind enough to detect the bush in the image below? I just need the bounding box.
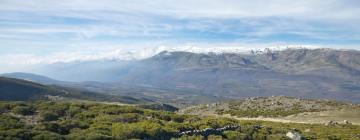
[112,121,174,139]
[0,103,10,114]
[223,131,246,140]
[31,131,63,140]
[113,113,140,123]
[34,122,60,133]
[0,115,24,130]
[0,129,32,140]
[175,135,204,140]
[67,131,112,140]
[207,135,223,140]
[12,106,34,115]
[171,115,185,123]
[58,119,89,135]
[68,106,82,117]
[40,112,59,121]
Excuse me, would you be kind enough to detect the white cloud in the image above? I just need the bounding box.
[1,0,359,21]
[0,0,360,73]
[1,0,359,39]
[0,42,353,65]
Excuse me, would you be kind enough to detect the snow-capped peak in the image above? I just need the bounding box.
[0,45,320,66]
[131,45,319,57]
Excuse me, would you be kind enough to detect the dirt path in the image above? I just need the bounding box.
[219,109,360,125]
[222,114,313,124]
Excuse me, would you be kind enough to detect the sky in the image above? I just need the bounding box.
[0,0,360,72]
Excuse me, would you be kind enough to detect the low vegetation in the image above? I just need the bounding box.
[181,96,358,118]
[0,101,360,139]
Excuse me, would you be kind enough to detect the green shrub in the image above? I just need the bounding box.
[12,106,34,115]
[112,120,174,139]
[0,103,10,114]
[1,101,359,140]
[40,111,59,121]
[223,131,246,140]
[207,135,223,140]
[68,106,82,117]
[31,131,63,140]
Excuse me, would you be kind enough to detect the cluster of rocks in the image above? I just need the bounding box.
[325,120,339,125]
[45,95,64,101]
[229,96,346,112]
[178,124,240,136]
[343,120,352,125]
[286,131,304,140]
[325,120,352,126]
[286,128,305,140]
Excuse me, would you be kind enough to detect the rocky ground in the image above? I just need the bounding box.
[179,96,360,125]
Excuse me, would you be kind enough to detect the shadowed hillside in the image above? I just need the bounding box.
[0,77,63,101]
[0,77,148,104]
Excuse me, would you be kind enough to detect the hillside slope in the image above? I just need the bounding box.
[1,72,62,85]
[0,77,147,104]
[0,77,64,101]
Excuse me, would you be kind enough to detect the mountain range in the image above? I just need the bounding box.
[2,47,360,103]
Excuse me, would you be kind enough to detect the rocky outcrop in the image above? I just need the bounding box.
[286,131,304,140]
[177,124,240,136]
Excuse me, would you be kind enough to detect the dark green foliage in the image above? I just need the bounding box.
[112,113,140,123]
[12,105,35,115]
[0,101,359,139]
[139,103,178,112]
[0,115,25,130]
[112,120,175,139]
[223,131,248,140]
[0,102,10,114]
[31,131,63,140]
[40,112,59,121]
[68,106,82,117]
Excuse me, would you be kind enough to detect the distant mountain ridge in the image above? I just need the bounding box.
[10,45,321,65]
[0,77,66,101]
[116,48,360,102]
[5,48,360,103]
[1,72,63,85]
